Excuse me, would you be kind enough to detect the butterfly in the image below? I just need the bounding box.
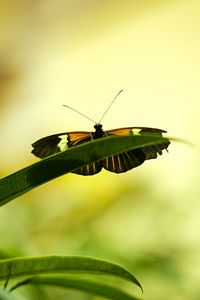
[31,91,170,175]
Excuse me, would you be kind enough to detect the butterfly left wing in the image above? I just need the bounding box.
[31,131,103,175]
[67,132,103,175]
[67,131,92,147]
[102,127,170,173]
[31,131,91,158]
[31,133,67,158]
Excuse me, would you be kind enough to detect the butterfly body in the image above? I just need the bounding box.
[32,124,170,175]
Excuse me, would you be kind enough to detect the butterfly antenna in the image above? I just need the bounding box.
[98,90,123,124]
[63,104,96,124]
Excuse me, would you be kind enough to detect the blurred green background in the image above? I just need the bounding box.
[0,1,199,299]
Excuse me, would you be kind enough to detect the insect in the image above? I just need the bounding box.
[31,90,170,175]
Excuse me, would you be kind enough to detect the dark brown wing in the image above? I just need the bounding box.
[67,131,92,147]
[31,133,67,158]
[66,132,103,175]
[102,149,145,173]
[31,131,103,175]
[72,161,102,175]
[129,127,170,160]
[68,131,102,176]
[31,131,91,158]
[102,127,170,173]
[106,126,166,136]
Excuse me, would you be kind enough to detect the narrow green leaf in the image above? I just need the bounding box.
[10,276,141,300]
[0,134,169,206]
[0,289,18,300]
[0,256,142,292]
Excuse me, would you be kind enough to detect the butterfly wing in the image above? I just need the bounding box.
[129,127,170,160]
[67,132,92,146]
[32,131,103,175]
[31,133,67,158]
[102,149,145,173]
[31,131,91,158]
[72,161,102,175]
[102,127,170,173]
[67,132,103,175]
[106,126,166,136]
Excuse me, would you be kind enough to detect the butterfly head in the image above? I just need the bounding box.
[94,124,103,130]
[94,123,105,138]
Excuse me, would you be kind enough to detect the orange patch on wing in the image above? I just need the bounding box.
[67,131,91,146]
[106,128,133,136]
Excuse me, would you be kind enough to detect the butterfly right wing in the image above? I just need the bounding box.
[102,126,170,173]
[102,149,145,173]
[106,126,170,160]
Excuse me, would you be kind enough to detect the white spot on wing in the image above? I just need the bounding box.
[58,135,68,152]
[131,129,142,135]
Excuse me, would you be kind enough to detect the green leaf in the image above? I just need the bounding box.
[0,289,18,300]
[0,256,142,292]
[10,276,141,300]
[0,134,169,206]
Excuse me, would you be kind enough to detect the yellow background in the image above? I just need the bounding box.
[0,1,199,299]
